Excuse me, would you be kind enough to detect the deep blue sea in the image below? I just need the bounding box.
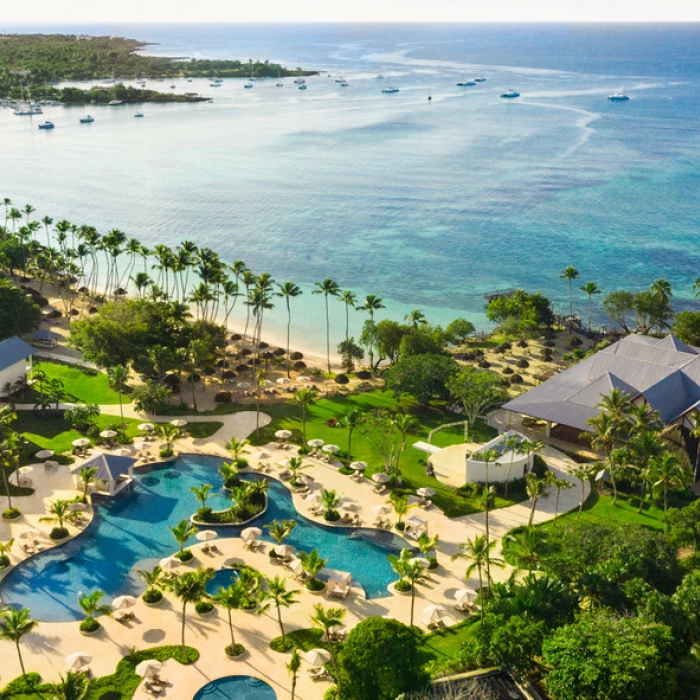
[1,23,699,351]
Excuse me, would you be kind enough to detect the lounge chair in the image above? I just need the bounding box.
[278,468,291,480]
[352,515,362,526]
[114,609,134,623]
[419,498,432,509]
[21,543,37,555]
[308,667,331,681]
[373,484,386,495]
[328,581,349,599]
[342,513,354,524]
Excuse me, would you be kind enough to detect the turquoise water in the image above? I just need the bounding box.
[192,675,276,700]
[1,24,699,350]
[0,456,407,621]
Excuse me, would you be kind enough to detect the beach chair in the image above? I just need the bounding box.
[419,498,432,510]
[114,609,133,623]
[373,484,386,495]
[21,542,37,555]
[278,468,291,480]
[352,514,362,526]
[308,667,331,681]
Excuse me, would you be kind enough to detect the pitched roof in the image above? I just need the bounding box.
[0,336,34,372]
[504,334,700,431]
[77,453,137,481]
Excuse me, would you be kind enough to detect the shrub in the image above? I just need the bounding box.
[545,340,556,348]
[477,360,491,369]
[509,374,523,384]
[270,636,295,652]
[326,417,338,427]
[518,340,528,348]
[3,507,21,519]
[324,688,340,700]
[0,553,10,568]
[80,617,101,633]
[334,374,349,385]
[568,336,582,347]
[195,601,214,615]
[214,390,232,403]
[306,578,326,592]
[159,446,174,459]
[142,588,162,604]
[175,549,194,562]
[502,366,514,375]
[356,370,372,380]
[225,643,245,657]
[293,361,307,371]
[516,359,529,368]
[394,579,412,592]
[324,510,341,522]
[50,526,69,540]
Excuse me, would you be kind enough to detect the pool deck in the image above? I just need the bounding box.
[0,405,587,698]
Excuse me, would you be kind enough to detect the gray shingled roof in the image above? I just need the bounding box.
[78,453,137,481]
[0,336,34,372]
[504,334,700,431]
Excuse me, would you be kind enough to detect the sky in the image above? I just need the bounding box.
[2,0,700,23]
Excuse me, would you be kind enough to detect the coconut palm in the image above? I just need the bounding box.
[320,488,341,518]
[588,410,624,505]
[276,281,303,377]
[292,387,317,443]
[504,528,549,575]
[416,532,439,561]
[0,607,38,677]
[389,493,413,528]
[156,423,180,452]
[504,435,523,497]
[650,278,673,304]
[77,466,98,502]
[257,575,299,640]
[651,452,689,514]
[559,265,579,318]
[628,403,663,436]
[689,412,700,484]
[312,278,340,374]
[596,388,633,426]
[628,430,665,513]
[570,464,596,519]
[473,447,499,582]
[392,413,417,480]
[106,365,129,430]
[50,670,89,700]
[359,293,385,369]
[341,408,362,468]
[579,281,601,331]
[525,473,548,527]
[167,569,212,648]
[136,565,163,598]
[190,483,212,514]
[224,436,250,463]
[211,581,245,653]
[337,289,357,344]
[254,367,267,437]
[287,456,312,486]
[40,499,79,532]
[451,535,504,619]
[169,518,197,556]
[288,649,301,700]
[546,472,574,522]
[265,519,297,546]
[404,309,427,330]
[310,603,346,685]
[78,590,112,628]
[298,549,329,587]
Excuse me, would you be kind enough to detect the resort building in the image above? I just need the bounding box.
[72,452,137,497]
[504,333,700,438]
[0,336,34,397]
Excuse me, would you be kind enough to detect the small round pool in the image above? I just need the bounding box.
[193,675,276,699]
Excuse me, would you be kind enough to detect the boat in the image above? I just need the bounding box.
[335,77,345,83]
[608,92,630,101]
[186,78,193,83]
[474,77,487,82]
[38,121,54,130]
[170,84,176,89]
[213,78,223,84]
[376,74,384,79]
[500,89,520,99]
[276,82,284,87]
[134,112,144,118]
[244,82,254,89]
[79,115,95,124]
[108,100,123,106]
[457,80,476,87]
[294,78,306,85]
[340,82,349,87]
[209,83,222,87]
[381,87,399,94]
[298,84,308,90]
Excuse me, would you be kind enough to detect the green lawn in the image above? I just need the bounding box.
[21,360,131,405]
[416,618,480,667]
[244,389,504,517]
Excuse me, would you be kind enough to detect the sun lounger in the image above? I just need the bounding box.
[114,609,134,623]
[21,543,37,555]
[373,484,387,495]
[308,667,331,681]
[278,469,291,480]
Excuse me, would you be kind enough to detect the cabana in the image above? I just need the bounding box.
[28,329,61,348]
[404,515,428,540]
[72,452,137,497]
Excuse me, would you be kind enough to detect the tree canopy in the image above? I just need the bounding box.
[384,353,459,405]
[0,279,41,339]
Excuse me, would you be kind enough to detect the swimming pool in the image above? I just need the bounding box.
[193,675,276,699]
[0,455,407,621]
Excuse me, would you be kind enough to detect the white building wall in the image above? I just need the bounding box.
[0,360,28,396]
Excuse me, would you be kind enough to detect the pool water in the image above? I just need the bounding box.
[0,455,407,621]
[193,675,276,700]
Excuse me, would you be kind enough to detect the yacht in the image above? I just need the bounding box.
[79,115,95,124]
[244,82,254,89]
[213,78,223,84]
[134,112,144,118]
[474,77,487,82]
[298,84,308,90]
[108,99,123,106]
[294,78,306,85]
[340,81,349,87]
[209,83,222,87]
[38,120,54,129]
[334,77,345,83]
[381,86,399,94]
[608,92,630,101]
[186,78,193,83]
[276,82,284,87]
[170,84,176,89]
[500,89,520,99]
[457,80,476,87]
[376,74,384,79]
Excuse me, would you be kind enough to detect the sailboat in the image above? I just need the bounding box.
[276,67,284,87]
[244,63,254,89]
[108,71,122,105]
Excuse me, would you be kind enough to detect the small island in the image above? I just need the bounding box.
[0,33,317,103]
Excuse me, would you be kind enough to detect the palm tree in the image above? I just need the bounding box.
[689,412,700,484]
[77,466,98,502]
[40,499,78,533]
[570,464,596,519]
[310,603,346,686]
[298,549,329,587]
[392,413,417,480]
[359,293,385,369]
[287,456,312,486]
[596,388,633,425]
[254,367,267,437]
[546,472,573,522]
[503,528,549,575]
[257,575,299,640]
[404,559,427,627]
[579,281,601,331]
[338,289,357,344]
[288,649,301,700]
[559,265,579,319]
[78,590,112,628]
[504,435,522,497]
[136,565,163,599]
[451,535,503,619]
[650,278,673,305]
[106,365,129,430]
[292,387,317,443]
[416,532,439,562]
[156,423,180,453]
[312,278,340,374]
[628,430,665,513]
[525,473,548,527]
[190,483,212,515]
[588,410,622,504]
[211,581,245,653]
[265,519,297,546]
[320,488,341,519]
[404,309,427,330]
[166,569,211,648]
[341,408,362,468]
[0,607,37,677]
[389,493,414,528]
[276,281,303,377]
[628,403,663,436]
[50,670,89,700]
[474,447,499,582]
[651,451,689,514]
[169,518,197,556]
[224,436,250,464]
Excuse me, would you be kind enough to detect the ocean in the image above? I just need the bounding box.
[1,23,699,355]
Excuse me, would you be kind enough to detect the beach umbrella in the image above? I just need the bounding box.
[322,444,340,454]
[15,466,33,481]
[115,448,131,457]
[306,493,322,506]
[350,461,367,471]
[99,429,117,438]
[137,423,154,432]
[274,544,296,558]
[237,381,251,389]
[170,419,188,428]
[307,439,325,448]
[275,429,292,440]
[65,652,92,671]
[196,530,217,542]
[417,487,436,498]
[134,441,147,451]
[453,588,478,604]
[409,557,431,568]
[276,377,291,385]
[372,472,390,484]
[304,648,331,667]
[159,556,180,571]
[422,605,447,625]
[258,451,271,460]
[372,504,392,516]
[35,449,54,460]
[69,502,88,512]
[135,659,163,678]
[112,595,137,610]
[288,558,304,575]
[241,527,262,541]
[297,375,311,382]
[72,438,90,448]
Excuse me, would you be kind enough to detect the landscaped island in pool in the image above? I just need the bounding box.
[192,675,276,699]
[0,455,408,621]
